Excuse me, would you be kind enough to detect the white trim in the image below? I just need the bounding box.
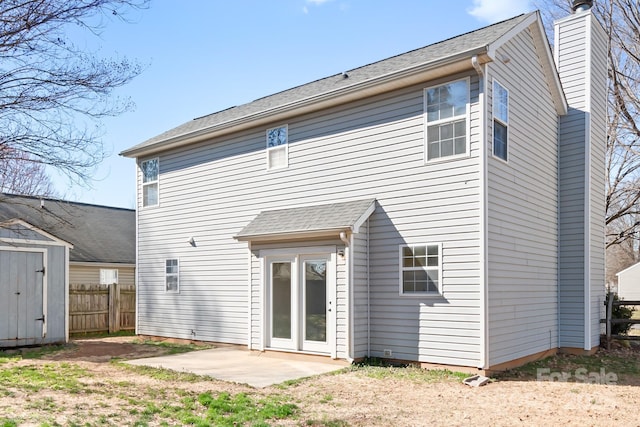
[259,246,337,257]
[398,243,443,297]
[424,77,471,164]
[584,13,593,351]
[70,261,135,268]
[0,219,73,248]
[345,235,353,361]
[352,201,376,233]
[247,243,253,350]
[65,245,70,342]
[134,160,140,336]
[478,62,489,369]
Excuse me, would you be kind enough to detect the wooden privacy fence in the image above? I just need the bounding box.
[603,298,640,350]
[69,283,135,334]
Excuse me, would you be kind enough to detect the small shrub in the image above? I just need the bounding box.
[606,291,636,335]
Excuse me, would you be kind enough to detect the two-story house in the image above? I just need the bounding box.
[121,2,606,372]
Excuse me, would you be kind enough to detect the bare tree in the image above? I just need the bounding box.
[537,0,640,253]
[0,153,58,197]
[0,0,148,188]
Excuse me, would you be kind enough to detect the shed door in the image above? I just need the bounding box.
[0,250,46,340]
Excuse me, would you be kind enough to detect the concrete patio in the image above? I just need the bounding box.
[126,347,348,388]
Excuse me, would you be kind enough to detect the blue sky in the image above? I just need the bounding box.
[59,0,534,208]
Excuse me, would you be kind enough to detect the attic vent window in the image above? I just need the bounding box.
[266,125,288,170]
[425,79,469,162]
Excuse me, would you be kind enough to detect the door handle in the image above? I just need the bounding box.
[35,315,45,323]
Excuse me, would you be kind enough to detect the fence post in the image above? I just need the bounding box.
[108,283,121,333]
[606,294,613,350]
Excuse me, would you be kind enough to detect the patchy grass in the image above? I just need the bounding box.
[131,338,214,355]
[69,330,136,339]
[498,349,640,384]
[0,345,67,363]
[350,358,469,383]
[112,362,205,383]
[0,362,88,393]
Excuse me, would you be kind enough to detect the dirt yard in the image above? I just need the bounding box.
[1,337,639,426]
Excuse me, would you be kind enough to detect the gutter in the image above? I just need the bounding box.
[121,48,489,158]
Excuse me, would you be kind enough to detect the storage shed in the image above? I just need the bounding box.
[0,219,72,347]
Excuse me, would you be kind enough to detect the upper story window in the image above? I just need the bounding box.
[493,80,509,161]
[425,79,469,162]
[166,258,179,293]
[399,243,442,295]
[141,158,159,207]
[99,269,118,285]
[266,125,288,170]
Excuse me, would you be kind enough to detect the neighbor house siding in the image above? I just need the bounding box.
[69,264,135,286]
[486,29,560,366]
[136,73,483,365]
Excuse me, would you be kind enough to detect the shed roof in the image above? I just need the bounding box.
[122,11,561,158]
[0,194,135,264]
[235,199,376,242]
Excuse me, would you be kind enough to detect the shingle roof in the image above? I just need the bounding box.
[0,194,135,264]
[235,199,376,241]
[122,13,534,157]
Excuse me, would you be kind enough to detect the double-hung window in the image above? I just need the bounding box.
[493,80,509,161]
[266,125,288,170]
[425,79,469,161]
[400,244,442,295]
[141,158,159,207]
[166,259,179,293]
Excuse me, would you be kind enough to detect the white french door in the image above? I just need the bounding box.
[266,250,335,355]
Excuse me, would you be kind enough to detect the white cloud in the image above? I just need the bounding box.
[467,0,533,23]
[307,0,333,4]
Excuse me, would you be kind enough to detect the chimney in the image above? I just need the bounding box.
[555,2,607,352]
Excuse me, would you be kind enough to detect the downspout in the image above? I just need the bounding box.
[366,220,371,358]
[339,231,353,362]
[472,54,489,370]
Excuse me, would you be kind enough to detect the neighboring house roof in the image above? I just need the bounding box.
[235,199,376,242]
[122,11,564,158]
[0,193,135,264]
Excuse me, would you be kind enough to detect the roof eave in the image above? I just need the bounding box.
[121,49,488,159]
[234,227,350,243]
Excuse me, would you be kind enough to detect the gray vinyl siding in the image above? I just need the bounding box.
[556,12,607,349]
[136,73,483,365]
[69,264,135,286]
[486,29,560,366]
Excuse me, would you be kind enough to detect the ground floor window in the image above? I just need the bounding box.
[165,259,179,292]
[399,243,441,295]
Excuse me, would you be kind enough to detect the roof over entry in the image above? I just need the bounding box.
[234,199,376,242]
